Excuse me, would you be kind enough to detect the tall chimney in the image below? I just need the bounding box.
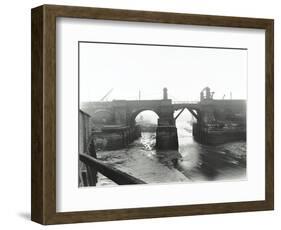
[163,87,168,100]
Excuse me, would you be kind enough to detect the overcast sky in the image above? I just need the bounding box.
[79,42,247,103]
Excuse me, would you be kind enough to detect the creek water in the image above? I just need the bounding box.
[96,124,246,186]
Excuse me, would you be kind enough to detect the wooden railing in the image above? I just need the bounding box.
[79,153,146,185]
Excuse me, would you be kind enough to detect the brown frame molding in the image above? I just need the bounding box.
[31,4,274,225]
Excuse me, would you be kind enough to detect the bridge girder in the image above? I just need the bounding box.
[174,108,185,120]
[187,108,199,120]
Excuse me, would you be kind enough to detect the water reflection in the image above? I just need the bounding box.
[176,125,246,181]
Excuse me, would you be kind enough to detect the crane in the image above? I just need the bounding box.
[100,88,114,101]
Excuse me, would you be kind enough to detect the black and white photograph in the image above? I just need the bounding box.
[28,3,274,225]
[78,41,247,187]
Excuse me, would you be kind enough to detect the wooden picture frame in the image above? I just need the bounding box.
[31,4,274,225]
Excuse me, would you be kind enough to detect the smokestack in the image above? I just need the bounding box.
[163,88,168,100]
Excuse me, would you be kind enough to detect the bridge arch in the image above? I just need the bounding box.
[130,108,160,126]
[91,109,114,125]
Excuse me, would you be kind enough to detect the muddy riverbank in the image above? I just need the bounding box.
[95,126,246,186]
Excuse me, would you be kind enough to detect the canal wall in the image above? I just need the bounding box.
[93,125,141,150]
[193,123,246,145]
[139,124,157,132]
[192,100,247,145]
